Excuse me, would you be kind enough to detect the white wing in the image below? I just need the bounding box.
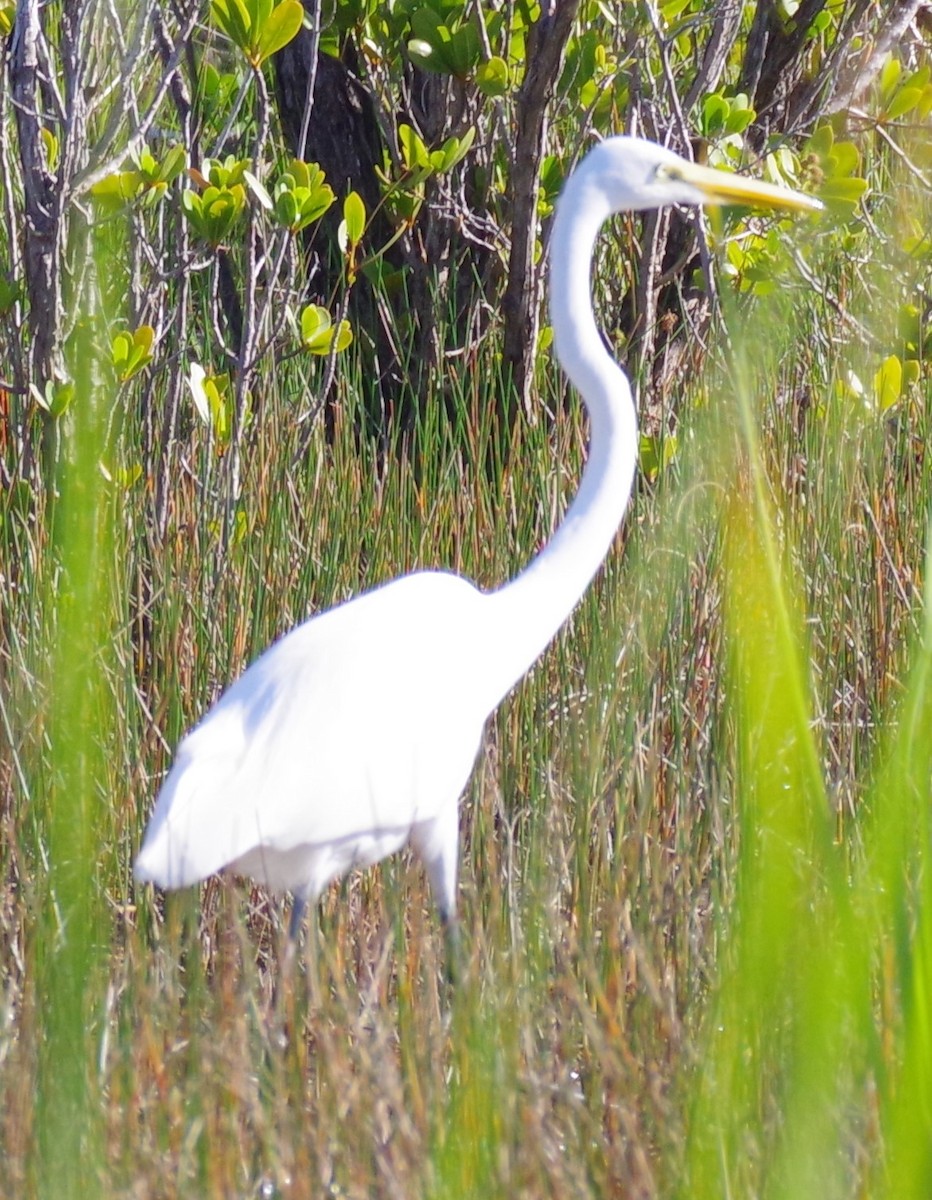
[135,572,491,891]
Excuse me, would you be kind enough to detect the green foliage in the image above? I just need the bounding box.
[873,353,921,412]
[300,304,353,355]
[475,54,509,97]
[0,4,14,37]
[91,144,186,211]
[805,125,868,215]
[0,273,21,314]
[407,4,482,78]
[272,159,335,233]
[210,0,305,68]
[181,177,247,247]
[338,190,366,281]
[722,226,791,296]
[398,122,476,178]
[638,431,678,480]
[572,29,626,116]
[29,378,74,419]
[110,326,155,383]
[877,56,932,122]
[40,127,59,172]
[200,60,240,122]
[188,363,240,452]
[197,154,250,189]
[341,189,367,247]
[377,123,476,233]
[699,90,755,138]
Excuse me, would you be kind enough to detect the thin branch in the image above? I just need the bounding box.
[70,2,201,198]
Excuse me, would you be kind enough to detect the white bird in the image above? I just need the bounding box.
[135,137,820,963]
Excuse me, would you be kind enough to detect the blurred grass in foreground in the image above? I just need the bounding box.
[31,224,116,1193]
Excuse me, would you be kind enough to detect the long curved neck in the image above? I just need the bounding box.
[483,168,638,706]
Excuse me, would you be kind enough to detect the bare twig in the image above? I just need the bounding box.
[502,0,581,417]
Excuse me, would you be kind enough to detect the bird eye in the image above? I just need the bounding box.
[655,163,682,184]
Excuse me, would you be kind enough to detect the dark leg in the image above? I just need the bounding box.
[279,894,306,983]
[288,895,307,941]
[441,909,463,987]
[271,895,310,1049]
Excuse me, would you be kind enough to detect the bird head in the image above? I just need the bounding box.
[580,135,822,216]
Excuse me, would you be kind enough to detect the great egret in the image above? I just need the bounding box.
[135,137,819,961]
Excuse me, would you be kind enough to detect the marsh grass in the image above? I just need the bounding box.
[1,151,931,1196]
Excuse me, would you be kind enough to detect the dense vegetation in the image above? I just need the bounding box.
[1,1,931,1195]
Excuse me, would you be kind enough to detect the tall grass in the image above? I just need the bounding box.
[1,147,930,1195]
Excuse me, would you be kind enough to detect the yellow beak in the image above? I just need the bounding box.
[671,157,823,213]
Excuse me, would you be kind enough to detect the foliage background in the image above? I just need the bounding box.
[1,0,931,1195]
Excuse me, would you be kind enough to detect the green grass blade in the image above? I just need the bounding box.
[32,222,118,1197]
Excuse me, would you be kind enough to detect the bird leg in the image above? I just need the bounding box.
[441,910,463,987]
[287,894,307,941]
[269,894,313,1049]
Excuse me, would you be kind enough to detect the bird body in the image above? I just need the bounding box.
[135,570,491,919]
[135,137,820,942]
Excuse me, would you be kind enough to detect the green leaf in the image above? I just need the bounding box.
[300,304,334,353]
[299,306,353,355]
[31,380,74,419]
[158,144,187,184]
[211,0,251,49]
[702,93,730,135]
[399,124,430,171]
[273,159,335,232]
[879,55,902,103]
[331,320,353,352]
[182,181,246,245]
[41,127,59,172]
[90,171,144,210]
[188,364,235,451]
[295,188,334,229]
[829,142,860,177]
[886,86,923,121]
[660,0,692,22]
[255,0,304,62]
[384,185,424,227]
[274,189,298,228]
[111,326,155,383]
[806,125,834,157]
[874,355,902,412]
[0,276,21,315]
[408,6,445,69]
[343,191,366,245]
[187,362,211,425]
[436,126,476,172]
[476,56,509,97]
[243,169,273,210]
[447,22,481,76]
[723,93,755,134]
[639,433,678,481]
[49,382,74,419]
[253,0,274,28]
[204,155,249,188]
[211,0,302,66]
[818,176,868,213]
